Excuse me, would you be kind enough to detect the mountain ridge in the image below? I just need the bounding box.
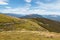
[43,15,60,22]
[0,14,48,31]
[20,14,44,18]
[0,14,60,33]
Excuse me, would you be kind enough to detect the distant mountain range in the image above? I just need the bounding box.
[43,15,60,22]
[20,14,60,22]
[0,13,24,17]
[20,14,44,18]
[1,13,60,22]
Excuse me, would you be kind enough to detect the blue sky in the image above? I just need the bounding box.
[0,0,60,15]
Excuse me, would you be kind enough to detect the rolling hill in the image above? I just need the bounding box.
[19,14,60,32]
[0,14,60,40]
[28,18,60,33]
[0,14,60,32]
[0,14,48,31]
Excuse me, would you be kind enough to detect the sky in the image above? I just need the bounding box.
[0,0,60,15]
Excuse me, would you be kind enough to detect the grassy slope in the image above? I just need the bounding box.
[0,14,47,31]
[0,14,60,32]
[28,18,60,33]
[0,14,21,22]
[0,14,60,40]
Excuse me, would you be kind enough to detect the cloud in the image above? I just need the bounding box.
[0,0,60,15]
[0,0,8,5]
[25,0,32,3]
[1,7,60,15]
[36,0,60,10]
[0,7,29,14]
[0,7,50,15]
[5,6,11,9]
[0,6,44,15]
[34,0,60,15]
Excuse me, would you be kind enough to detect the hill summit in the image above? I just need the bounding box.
[20,14,43,18]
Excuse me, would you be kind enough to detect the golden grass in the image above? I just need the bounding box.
[0,14,60,40]
[0,31,60,40]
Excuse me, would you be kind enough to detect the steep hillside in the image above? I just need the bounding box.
[28,18,60,33]
[0,14,47,31]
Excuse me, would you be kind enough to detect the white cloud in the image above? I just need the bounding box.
[0,7,50,15]
[5,6,11,9]
[36,0,60,10]
[34,0,60,15]
[0,7,29,14]
[0,0,8,5]
[25,0,32,3]
[0,7,42,14]
[0,0,60,15]
[1,7,60,15]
